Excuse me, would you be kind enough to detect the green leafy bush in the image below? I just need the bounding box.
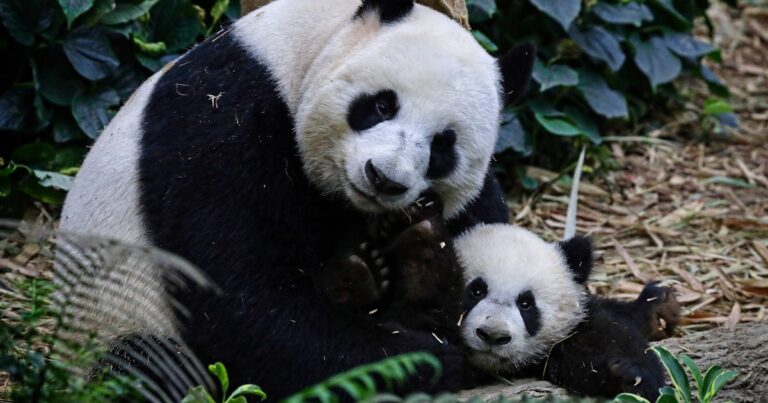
[0,0,239,215]
[615,346,737,403]
[469,0,736,185]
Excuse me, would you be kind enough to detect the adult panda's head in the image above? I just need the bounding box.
[455,224,593,373]
[295,0,534,217]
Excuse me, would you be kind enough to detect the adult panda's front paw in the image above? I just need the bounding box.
[355,241,393,297]
[637,283,681,341]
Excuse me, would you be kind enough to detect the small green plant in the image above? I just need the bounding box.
[0,278,141,402]
[182,362,266,403]
[614,346,737,403]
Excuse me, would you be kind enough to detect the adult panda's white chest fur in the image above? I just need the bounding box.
[59,0,535,398]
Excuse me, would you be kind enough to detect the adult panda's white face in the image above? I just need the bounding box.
[295,0,534,217]
[455,224,593,373]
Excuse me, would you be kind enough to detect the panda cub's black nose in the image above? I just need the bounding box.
[476,327,512,346]
[365,160,408,196]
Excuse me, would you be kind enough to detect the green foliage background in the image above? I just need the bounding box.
[0,0,734,216]
[0,0,239,216]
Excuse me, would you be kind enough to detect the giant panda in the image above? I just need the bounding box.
[59,0,535,398]
[456,224,681,400]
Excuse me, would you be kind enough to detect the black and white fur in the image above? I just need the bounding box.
[455,225,679,400]
[455,224,591,372]
[59,0,534,398]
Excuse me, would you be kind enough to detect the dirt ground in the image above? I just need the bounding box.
[511,2,768,335]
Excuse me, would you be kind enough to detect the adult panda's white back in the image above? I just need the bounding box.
[60,73,162,245]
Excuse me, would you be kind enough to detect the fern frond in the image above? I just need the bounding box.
[281,352,442,403]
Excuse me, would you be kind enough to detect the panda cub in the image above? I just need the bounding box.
[456,224,681,399]
[321,200,681,399]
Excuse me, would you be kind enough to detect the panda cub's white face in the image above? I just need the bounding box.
[455,224,589,373]
[295,5,503,218]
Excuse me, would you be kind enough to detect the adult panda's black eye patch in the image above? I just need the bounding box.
[427,129,457,179]
[347,89,399,132]
[517,290,541,336]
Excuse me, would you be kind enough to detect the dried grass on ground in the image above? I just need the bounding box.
[510,3,767,335]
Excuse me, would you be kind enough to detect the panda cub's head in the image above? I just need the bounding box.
[455,224,593,373]
[295,0,534,218]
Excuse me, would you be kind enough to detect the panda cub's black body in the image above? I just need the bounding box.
[60,0,535,398]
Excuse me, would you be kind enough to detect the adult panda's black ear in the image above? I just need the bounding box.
[558,235,593,284]
[356,0,415,24]
[498,42,536,105]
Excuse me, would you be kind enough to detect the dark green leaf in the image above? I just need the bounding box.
[0,88,34,131]
[679,355,703,396]
[631,35,681,88]
[136,52,179,72]
[657,388,677,403]
[12,142,57,168]
[664,32,715,58]
[534,113,581,137]
[592,1,653,27]
[496,109,531,155]
[613,393,651,403]
[225,0,240,20]
[208,362,229,397]
[226,384,267,400]
[472,30,497,52]
[569,25,626,72]
[0,177,10,197]
[112,64,146,99]
[181,385,215,403]
[533,60,578,92]
[34,50,84,106]
[577,70,628,119]
[53,116,82,143]
[33,94,53,129]
[71,87,120,138]
[564,107,601,143]
[81,0,116,25]
[0,0,53,46]
[467,0,496,22]
[148,0,202,52]
[651,346,692,403]
[705,369,737,400]
[700,65,729,97]
[101,0,158,25]
[19,175,66,204]
[63,26,120,80]
[650,0,692,29]
[57,0,94,26]
[530,0,580,30]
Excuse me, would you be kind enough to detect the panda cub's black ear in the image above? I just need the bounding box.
[356,0,415,24]
[498,42,536,105]
[558,235,593,284]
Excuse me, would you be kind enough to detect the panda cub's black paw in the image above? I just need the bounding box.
[637,283,681,341]
[608,357,665,401]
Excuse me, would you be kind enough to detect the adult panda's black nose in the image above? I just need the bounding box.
[365,160,408,196]
[476,327,512,346]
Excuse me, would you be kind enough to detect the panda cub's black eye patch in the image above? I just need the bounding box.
[517,290,541,336]
[427,129,457,179]
[347,89,399,132]
[463,277,487,311]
